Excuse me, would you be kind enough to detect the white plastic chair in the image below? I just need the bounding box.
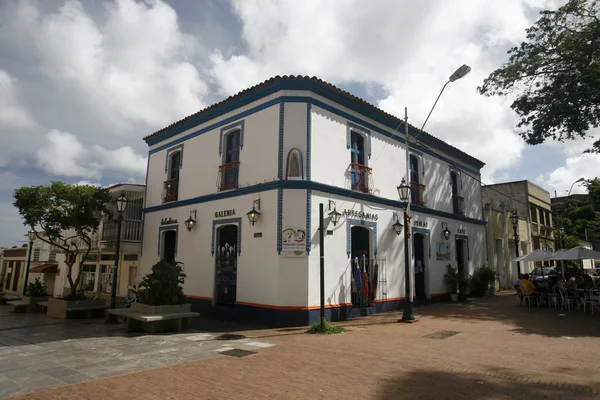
[548,285,562,309]
[581,289,599,315]
[521,287,539,308]
[558,286,577,311]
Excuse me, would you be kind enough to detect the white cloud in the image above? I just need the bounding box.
[8,0,209,131]
[208,0,548,177]
[537,152,595,196]
[0,69,37,131]
[36,129,146,180]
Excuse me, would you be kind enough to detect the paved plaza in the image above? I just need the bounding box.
[3,293,600,399]
[0,306,275,398]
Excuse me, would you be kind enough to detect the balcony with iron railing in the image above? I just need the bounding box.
[411,181,426,206]
[163,179,178,203]
[217,161,240,191]
[101,220,142,243]
[350,163,373,194]
[453,195,465,216]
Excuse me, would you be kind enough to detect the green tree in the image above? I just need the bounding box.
[13,182,112,298]
[478,0,600,152]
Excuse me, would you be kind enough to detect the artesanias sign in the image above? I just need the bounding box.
[343,209,378,221]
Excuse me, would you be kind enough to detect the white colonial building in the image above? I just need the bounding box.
[140,76,487,326]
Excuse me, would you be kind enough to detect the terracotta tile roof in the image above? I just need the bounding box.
[143,75,484,168]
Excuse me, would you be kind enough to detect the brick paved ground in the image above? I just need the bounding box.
[11,293,600,399]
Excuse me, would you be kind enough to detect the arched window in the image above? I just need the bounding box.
[286,148,304,180]
[168,151,181,180]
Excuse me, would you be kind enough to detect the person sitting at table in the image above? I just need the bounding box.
[582,273,594,289]
[520,274,539,300]
[565,273,578,296]
[514,273,522,296]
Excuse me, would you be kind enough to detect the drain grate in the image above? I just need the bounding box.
[220,348,257,358]
[215,334,246,341]
[424,330,460,340]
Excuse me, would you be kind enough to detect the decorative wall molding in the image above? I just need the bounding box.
[346,219,378,258]
[211,217,242,256]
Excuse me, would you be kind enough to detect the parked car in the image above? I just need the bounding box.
[531,266,562,287]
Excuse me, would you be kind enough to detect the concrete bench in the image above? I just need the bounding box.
[6,300,28,313]
[107,308,199,333]
[0,294,21,305]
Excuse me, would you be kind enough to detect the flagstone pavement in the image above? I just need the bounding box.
[4,293,600,399]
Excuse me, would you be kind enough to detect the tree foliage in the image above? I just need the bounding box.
[478,0,600,152]
[13,182,112,298]
[554,178,600,245]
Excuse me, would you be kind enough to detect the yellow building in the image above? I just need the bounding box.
[483,181,554,289]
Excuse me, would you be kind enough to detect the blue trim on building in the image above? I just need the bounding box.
[306,103,311,181]
[143,180,487,227]
[211,217,242,256]
[456,234,470,260]
[306,189,312,254]
[158,225,179,257]
[164,144,184,173]
[219,121,245,156]
[412,227,431,258]
[277,188,283,254]
[346,219,378,257]
[145,80,484,171]
[278,103,285,180]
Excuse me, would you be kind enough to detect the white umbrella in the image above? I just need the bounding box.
[514,249,552,262]
[551,246,600,261]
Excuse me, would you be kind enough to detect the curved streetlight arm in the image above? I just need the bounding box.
[568,178,585,196]
[416,80,450,139]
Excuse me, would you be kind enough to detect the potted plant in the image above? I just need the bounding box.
[458,274,470,301]
[444,264,460,302]
[22,278,49,307]
[479,265,497,296]
[132,260,190,315]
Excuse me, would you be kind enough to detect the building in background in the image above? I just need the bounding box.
[483,181,554,289]
[1,247,28,296]
[140,76,487,326]
[52,184,144,300]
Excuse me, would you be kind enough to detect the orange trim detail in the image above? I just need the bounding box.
[374,297,404,303]
[235,301,355,311]
[187,295,212,301]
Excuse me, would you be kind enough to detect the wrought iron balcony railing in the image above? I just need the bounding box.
[217,161,240,191]
[411,181,426,206]
[163,178,178,203]
[453,195,465,216]
[350,163,373,194]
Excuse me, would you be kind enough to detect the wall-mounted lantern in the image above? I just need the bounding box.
[247,199,262,226]
[327,200,342,226]
[441,222,451,241]
[392,213,403,235]
[185,210,197,232]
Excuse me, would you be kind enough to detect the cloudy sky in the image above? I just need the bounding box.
[0,0,595,246]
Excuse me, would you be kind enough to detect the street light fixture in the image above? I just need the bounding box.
[327,200,342,226]
[247,199,261,226]
[22,229,37,296]
[392,213,403,235]
[510,210,521,277]
[106,192,128,324]
[185,210,197,232]
[568,177,586,196]
[441,222,451,241]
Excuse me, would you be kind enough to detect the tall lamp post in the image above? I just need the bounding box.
[399,64,471,323]
[558,227,566,275]
[510,210,521,278]
[397,179,414,321]
[22,229,37,296]
[106,192,128,324]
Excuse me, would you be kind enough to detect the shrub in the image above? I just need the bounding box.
[470,265,497,296]
[443,265,460,294]
[25,278,48,297]
[307,318,345,335]
[139,260,187,306]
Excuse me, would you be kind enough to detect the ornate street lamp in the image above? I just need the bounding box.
[106,192,128,324]
[510,210,521,277]
[247,199,261,226]
[397,178,414,322]
[185,210,197,232]
[22,229,37,296]
[397,178,410,203]
[326,200,342,227]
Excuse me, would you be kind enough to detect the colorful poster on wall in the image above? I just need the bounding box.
[282,228,306,257]
[436,242,451,261]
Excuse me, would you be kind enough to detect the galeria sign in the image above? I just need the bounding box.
[215,209,236,218]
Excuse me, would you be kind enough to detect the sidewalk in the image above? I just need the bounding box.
[10,293,600,399]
